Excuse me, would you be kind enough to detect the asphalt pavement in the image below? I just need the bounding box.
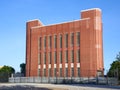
[0,83,120,90]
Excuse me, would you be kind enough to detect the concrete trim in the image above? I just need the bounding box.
[38,65,40,69]
[71,63,74,68]
[31,18,90,29]
[81,8,101,12]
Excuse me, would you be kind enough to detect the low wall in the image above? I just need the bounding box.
[9,77,118,85]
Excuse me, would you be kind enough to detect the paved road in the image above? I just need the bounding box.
[0,85,50,90]
[0,83,120,90]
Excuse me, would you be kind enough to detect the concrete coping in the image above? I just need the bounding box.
[31,18,90,29]
[81,8,101,12]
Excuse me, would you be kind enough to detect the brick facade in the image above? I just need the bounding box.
[26,8,104,77]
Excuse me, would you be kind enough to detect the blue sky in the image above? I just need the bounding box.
[0,0,120,73]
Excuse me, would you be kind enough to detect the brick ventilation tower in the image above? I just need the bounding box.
[26,8,104,77]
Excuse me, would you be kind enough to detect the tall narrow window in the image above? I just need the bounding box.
[48,52,50,64]
[71,33,74,46]
[71,68,74,77]
[60,68,62,77]
[48,52,52,64]
[54,35,57,48]
[38,69,40,76]
[44,36,46,49]
[49,68,52,77]
[54,68,56,76]
[38,53,41,64]
[48,36,50,48]
[65,34,68,48]
[54,51,57,64]
[76,32,80,46]
[60,34,62,48]
[65,51,68,63]
[50,52,51,64]
[78,67,80,77]
[44,69,46,77]
[77,49,80,63]
[71,50,74,63]
[65,68,68,77]
[50,36,52,48]
[44,52,46,64]
[39,37,41,50]
[48,68,51,76]
[60,51,62,63]
[48,36,52,48]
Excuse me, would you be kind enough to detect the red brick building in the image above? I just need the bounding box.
[26,8,104,77]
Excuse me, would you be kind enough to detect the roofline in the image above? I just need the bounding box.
[81,8,101,12]
[26,19,40,23]
[26,19,44,26]
[31,18,90,29]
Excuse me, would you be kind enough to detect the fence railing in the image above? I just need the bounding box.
[0,72,10,82]
[9,77,118,85]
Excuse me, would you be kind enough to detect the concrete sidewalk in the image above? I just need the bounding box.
[0,83,120,90]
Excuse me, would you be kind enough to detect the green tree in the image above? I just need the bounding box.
[0,65,15,75]
[20,63,26,76]
[107,52,120,80]
[0,65,15,82]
